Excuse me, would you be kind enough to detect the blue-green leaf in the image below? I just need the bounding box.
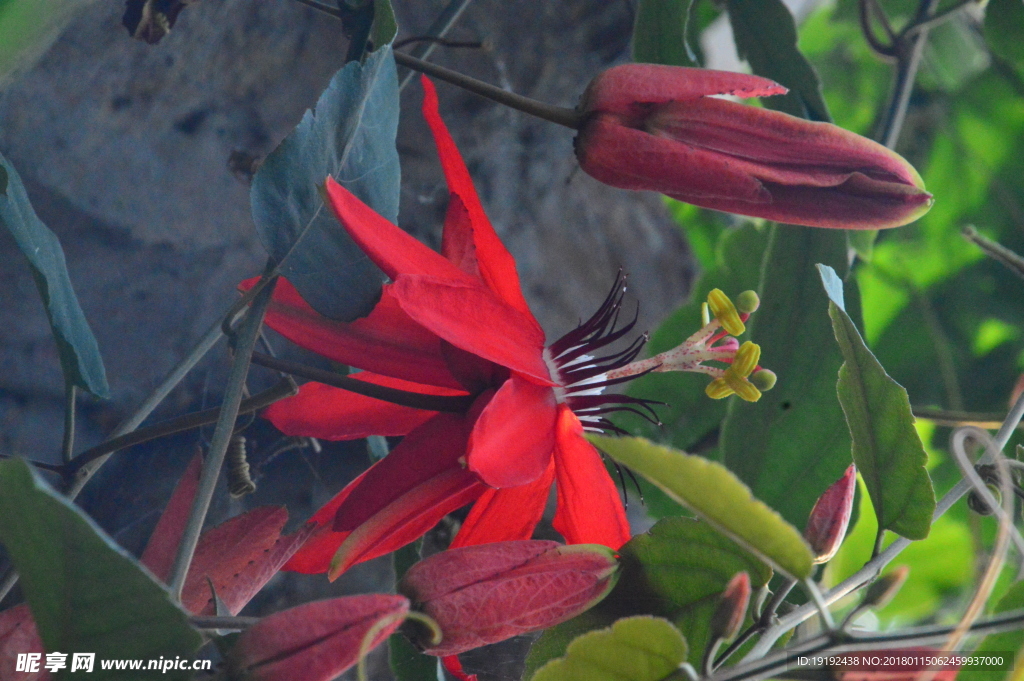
[0,152,109,398]
[818,264,934,540]
[0,459,201,680]
[251,46,400,321]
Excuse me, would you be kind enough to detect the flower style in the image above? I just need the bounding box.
[575,63,933,230]
[249,77,770,581]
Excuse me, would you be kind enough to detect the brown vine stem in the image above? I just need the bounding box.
[249,352,474,413]
[61,379,297,481]
[392,50,582,129]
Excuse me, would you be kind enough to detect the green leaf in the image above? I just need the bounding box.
[959,580,1024,681]
[0,1,90,86]
[251,46,399,321]
[627,222,768,461]
[633,0,692,66]
[531,616,687,681]
[623,518,771,665]
[720,227,854,532]
[726,0,831,121]
[371,0,397,48]
[985,0,1024,78]
[0,459,201,680]
[590,435,814,579]
[818,265,935,540]
[0,152,109,398]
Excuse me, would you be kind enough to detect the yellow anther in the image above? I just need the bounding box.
[705,377,734,400]
[725,372,762,402]
[731,342,760,377]
[707,289,745,336]
[701,301,711,327]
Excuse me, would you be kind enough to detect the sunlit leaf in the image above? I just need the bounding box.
[590,435,813,579]
[0,152,109,398]
[0,1,89,86]
[819,265,934,540]
[0,459,200,680]
[531,616,687,681]
[251,46,399,321]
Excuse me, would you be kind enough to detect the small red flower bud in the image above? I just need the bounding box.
[805,464,857,564]
[398,540,619,657]
[710,572,751,641]
[575,64,932,231]
[227,594,410,681]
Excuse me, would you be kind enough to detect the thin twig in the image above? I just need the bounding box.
[62,380,296,480]
[190,615,260,631]
[912,406,1014,430]
[66,284,261,501]
[945,430,1020,661]
[290,0,344,19]
[393,50,581,129]
[901,0,978,38]
[0,569,17,605]
[61,385,76,465]
[876,0,939,147]
[962,226,1024,283]
[397,0,477,91]
[858,0,897,58]
[250,352,474,412]
[168,275,278,600]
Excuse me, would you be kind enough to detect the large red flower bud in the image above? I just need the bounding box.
[575,64,932,230]
[399,540,619,657]
[805,464,857,564]
[227,595,410,681]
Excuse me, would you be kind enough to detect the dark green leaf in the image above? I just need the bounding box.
[0,153,109,398]
[819,265,934,540]
[726,0,831,121]
[531,616,687,681]
[633,0,692,66]
[627,222,768,462]
[720,227,853,531]
[621,518,771,666]
[0,459,201,680]
[251,46,400,321]
[984,0,1024,78]
[591,435,814,579]
[371,0,397,48]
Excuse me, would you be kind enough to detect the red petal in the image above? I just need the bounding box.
[334,412,475,531]
[264,375,466,440]
[329,466,486,579]
[391,275,550,384]
[141,450,202,581]
[441,193,480,278]
[422,76,532,315]
[281,470,367,574]
[449,459,555,548]
[583,63,787,116]
[0,605,46,681]
[441,656,479,681]
[551,407,630,549]
[242,277,463,389]
[324,177,477,286]
[466,375,557,487]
